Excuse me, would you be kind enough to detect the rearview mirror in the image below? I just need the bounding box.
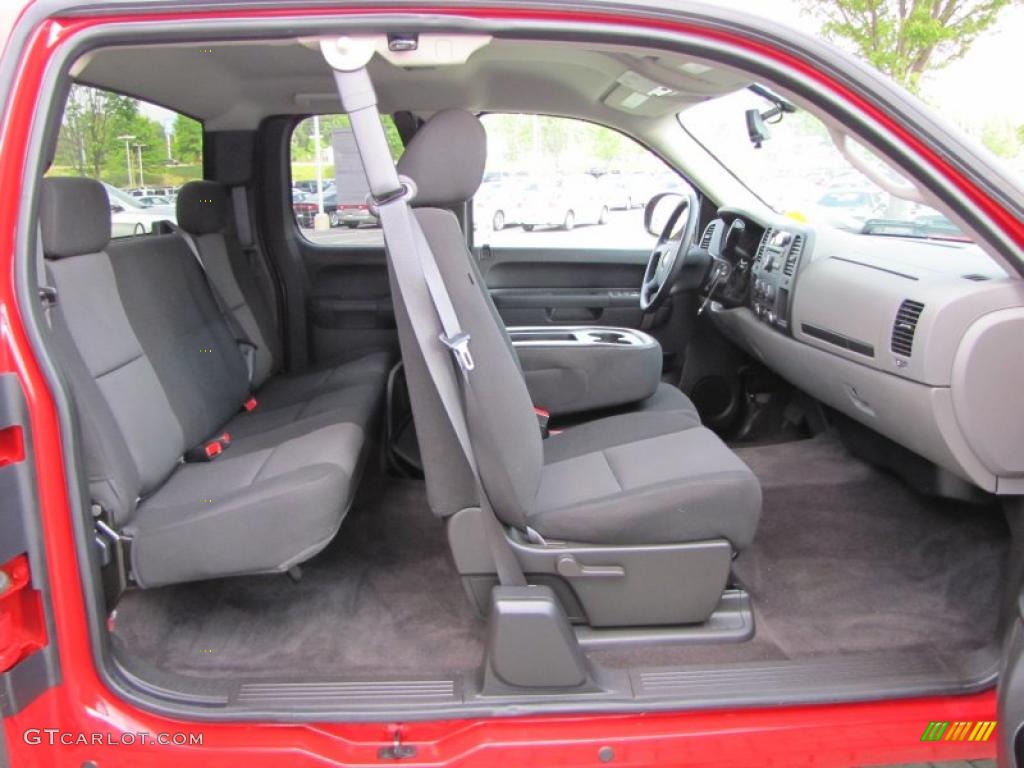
[746,108,769,149]
[644,192,684,237]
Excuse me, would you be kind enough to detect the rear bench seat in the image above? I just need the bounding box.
[173,180,394,408]
[40,177,388,588]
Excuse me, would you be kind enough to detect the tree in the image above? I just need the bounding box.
[173,114,203,164]
[55,85,138,177]
[800,0,1016,90]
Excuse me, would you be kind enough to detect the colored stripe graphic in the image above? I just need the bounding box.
[921,721,996,742]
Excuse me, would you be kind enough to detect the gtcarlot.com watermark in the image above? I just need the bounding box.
[23,729,204,747]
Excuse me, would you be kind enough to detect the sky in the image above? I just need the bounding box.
[138,1,1024,132]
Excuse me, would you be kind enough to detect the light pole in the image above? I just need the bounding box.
[133,143,146,190]
[312,115,329,231]
[117,134,135,188]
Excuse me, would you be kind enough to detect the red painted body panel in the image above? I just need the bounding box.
[0,5,1013,766]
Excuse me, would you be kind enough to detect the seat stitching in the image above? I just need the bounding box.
[601,450,624,492]
[94,351,144,380]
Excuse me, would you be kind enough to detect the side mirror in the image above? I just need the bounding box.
[746,108,770,149]
[110,204,124,213]
[644,192,684,237]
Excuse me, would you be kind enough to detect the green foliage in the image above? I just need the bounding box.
[799,0,1016,89]
[980,118,1024,157]
[291,115,404,163]
[482,114,654,173]
[55,84,203,188]
[173,114,203,164]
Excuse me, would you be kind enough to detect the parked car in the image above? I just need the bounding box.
[474,177,526,231]
[103,182,175,236]
[519,175,610,231]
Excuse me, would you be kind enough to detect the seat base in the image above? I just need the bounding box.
[448,507,733,628]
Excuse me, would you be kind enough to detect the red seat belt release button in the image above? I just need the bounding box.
[243,397,258,412]
[204,441,223,459]
[218,432,232,447]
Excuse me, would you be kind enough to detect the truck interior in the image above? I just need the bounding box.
[20,20,1023,721]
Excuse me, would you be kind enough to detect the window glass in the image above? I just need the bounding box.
[290,114,402,247]
[52,84,201,238]
[474,114,683,250]
[680,89,967,241]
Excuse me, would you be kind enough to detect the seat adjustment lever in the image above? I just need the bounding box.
[555,554,624,579]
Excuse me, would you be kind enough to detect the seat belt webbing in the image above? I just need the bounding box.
[328,62,525,587]
[172,224,257,385]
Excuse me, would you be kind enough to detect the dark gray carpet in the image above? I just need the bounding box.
[115,433,1009,680]
[591,433,1008,668]
[112,470,486,680]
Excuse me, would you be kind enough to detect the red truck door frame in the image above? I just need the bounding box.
[0,2,1023,766]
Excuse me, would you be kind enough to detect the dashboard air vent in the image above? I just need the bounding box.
[700,221,718,249]
[755,229,772,263]
[890,299,925,357]
[783,234,804,276]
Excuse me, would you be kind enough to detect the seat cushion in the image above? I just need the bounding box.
[255,350,394,412]
[544,383,701,464]
[128,423,362,587]
[531,425,761,549]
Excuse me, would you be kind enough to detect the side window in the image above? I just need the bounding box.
[474,114,681,250]
[52,84,201,238]
[289,114,403,247]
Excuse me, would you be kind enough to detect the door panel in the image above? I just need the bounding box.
[300,244,396,363]
[480,247,648,327]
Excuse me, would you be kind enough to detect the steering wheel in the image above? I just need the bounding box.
[639,188,702,312]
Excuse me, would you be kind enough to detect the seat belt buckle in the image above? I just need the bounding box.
[533,406,551,439]
[439,331,475,372]
[242,396,259,412]
[184,438,225,462]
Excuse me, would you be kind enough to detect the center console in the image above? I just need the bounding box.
[750,228,806,333]
[509,326,662,416]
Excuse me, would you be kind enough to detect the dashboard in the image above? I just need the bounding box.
[700,207,1024,495]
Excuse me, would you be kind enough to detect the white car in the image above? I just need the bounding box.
[519,175,609,231]
[104,183,176,237]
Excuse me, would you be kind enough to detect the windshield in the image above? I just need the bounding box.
[679,89,966,241]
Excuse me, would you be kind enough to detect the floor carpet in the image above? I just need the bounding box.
[114,433,1009,680]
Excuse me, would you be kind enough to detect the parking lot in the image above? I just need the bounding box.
[299,207,657,250]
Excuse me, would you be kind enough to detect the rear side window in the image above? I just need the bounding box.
[51,84,201,238]
[289,114,403,247]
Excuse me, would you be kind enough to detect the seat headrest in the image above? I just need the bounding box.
[176,180,228,235]
[39,178,112,259]
[395,109,486,208]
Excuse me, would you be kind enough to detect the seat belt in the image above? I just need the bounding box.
[171,223,257,385]
[231,185,281,334]
[326,52,526,587]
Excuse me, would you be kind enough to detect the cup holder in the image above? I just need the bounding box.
[587,331,630,344]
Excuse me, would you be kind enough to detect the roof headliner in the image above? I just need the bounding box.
[73,37,751,129]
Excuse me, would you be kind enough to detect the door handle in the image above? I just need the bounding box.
[556,554,624,579]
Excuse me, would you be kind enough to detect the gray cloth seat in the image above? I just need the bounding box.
[40,177,382,588]
[174,180,396,413]
[390,109,762,551]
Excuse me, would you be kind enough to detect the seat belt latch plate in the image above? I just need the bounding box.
[440,331,475,372]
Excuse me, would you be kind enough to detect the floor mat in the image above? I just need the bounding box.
[115,433,1009,680]
[113,469,486,681]
[591,432,1009,668]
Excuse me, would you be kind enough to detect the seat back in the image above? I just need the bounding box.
[176,180,281,388]
[40,178,186,522]
[390,110,543,530]
[106,231,250,446]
